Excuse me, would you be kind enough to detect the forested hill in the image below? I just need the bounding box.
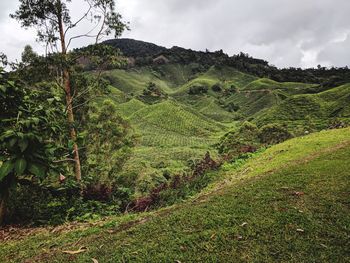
[103,38,167,58]
[103,38,350,87]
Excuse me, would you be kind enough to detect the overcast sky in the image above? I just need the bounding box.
[1,0,350,68]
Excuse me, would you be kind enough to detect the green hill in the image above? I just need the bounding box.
[255,83,350,131]
[2,127,349,262]
[94,63,350,186]
[111,99,227,192]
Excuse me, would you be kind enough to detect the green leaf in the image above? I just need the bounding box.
[0,84,6,93]
[28,163,46,178]
[0,161,14,181]
[15,158,27,175]
[9,138,17,148]
[18,139,28,152]
[32,117,40,125]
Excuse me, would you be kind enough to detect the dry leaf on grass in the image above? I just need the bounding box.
[62,246,87,255]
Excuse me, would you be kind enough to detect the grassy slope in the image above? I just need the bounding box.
[255,83,350,130]
[1,128,349,262]
[114,99,227,186]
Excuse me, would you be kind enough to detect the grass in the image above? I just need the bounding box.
[1,127,349,262]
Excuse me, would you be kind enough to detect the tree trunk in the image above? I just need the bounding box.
[58,10,82,182]
[63,69,82,181]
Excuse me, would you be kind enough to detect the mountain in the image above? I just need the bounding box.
[103,38,167,58]
[103,38,350,86]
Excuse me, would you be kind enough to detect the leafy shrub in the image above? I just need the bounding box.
[7,184,121,225]
[138,82,167,104]
[211,83,222,92]
[225,102,240,112]
[228,84,237,93]
[259,124,293,145]
[188,85,208,95]
[327,118,348,129]
[131,152,219,211]
[218,122,294,161]
[218,121,260,158]
[0,71,67,224]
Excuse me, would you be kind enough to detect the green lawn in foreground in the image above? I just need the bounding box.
[1,128,349,262]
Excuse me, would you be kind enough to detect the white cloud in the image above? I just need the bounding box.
[1,0,350,68]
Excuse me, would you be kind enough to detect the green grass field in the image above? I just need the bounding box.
[1,127,349,262]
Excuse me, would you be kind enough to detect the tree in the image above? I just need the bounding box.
[0,53,8,68]
[0,70,65,224]
[21,45,38,66]
[85,99,134,184]
[11,0,127,182]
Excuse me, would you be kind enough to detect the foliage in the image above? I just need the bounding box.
[188,85,208,95]
[7,185,120,225]
[83,99,134,184]
[211,83,222,92]
[138,82,168,104]
[11,0,127,47]
[259,123,293,145]
[104,39,350,87]
[0,70,66,224]
[218,121,260,157]
[131,152,219,211]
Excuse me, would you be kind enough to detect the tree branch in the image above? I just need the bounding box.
[64,3,93,37]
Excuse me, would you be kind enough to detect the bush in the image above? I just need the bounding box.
[211,83,222,92]
[225,102,240,112]
[328,118,348,129]
[7,184,121,225]
[259,124,293,145]
[218,121,260,157]
[131,152,219,211]
[218,122,294,160]
[224,84,237,95]
[139,82,167,104]
[188,85,208,95]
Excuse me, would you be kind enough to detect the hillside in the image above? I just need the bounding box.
[255,83,350,130]
[1,128,349,262]
[102,38,350,85]
[91,55,350,189]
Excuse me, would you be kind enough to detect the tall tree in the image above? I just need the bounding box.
[11,0,127,181]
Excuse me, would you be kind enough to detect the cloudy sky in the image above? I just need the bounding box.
[1,0,350,68]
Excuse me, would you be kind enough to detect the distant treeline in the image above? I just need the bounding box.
[103,38,350,87]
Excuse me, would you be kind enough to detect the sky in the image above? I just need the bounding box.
[1,0,350,68]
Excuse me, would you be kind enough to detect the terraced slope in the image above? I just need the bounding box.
[97,65,350,187]
[114,99,227,189]
[2,128,349,262]
[102,68,175,95]
[255,83,350,130]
